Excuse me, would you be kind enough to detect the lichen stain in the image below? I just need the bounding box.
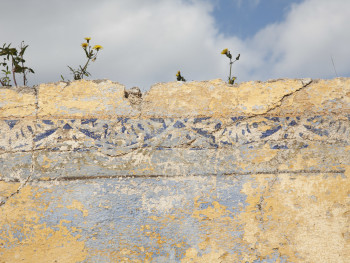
[239,173,350,263]
[0,182,87,263]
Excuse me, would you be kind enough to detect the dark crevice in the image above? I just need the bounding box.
[0,169,345,183]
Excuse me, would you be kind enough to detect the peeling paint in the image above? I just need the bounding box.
[0,78,349,262]
[239,173,350,262]
[0,183,87,263]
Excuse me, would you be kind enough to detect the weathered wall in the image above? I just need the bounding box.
[0,78,349,262]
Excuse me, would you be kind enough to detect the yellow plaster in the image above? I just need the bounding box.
[186,197,248,262]
[250,143,278,164]
[271,78,350,115]
[192,198,232,221]
[289,153,318,170]
[143,78,328,117]
[67,199,89,217]
[344,165,350,177]
[41,155,55,169]
[2,78,349,118]
[143,79,238,117]
[0,88,36,118]
[181,243,237,263]
[36,80,136,118]
[0,181,19,198]
[239,173,350,262]
[0,183,88,263]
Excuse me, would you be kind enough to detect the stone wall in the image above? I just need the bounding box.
[0,78,349,262]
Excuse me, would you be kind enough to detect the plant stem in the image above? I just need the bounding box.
[22,62,27,86]
[12,68,17,87]
[228,58,238,83]
[10,55,18,86]
[81,57,91,79]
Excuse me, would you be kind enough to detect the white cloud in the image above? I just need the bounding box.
[0,0,349,90]
[0,0,235,90]
[244,0,350,80]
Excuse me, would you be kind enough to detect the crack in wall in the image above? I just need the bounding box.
[214,79,314,135]
[0,169,345,183]
[255,173,280,231]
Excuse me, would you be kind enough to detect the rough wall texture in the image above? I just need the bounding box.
[0,78,349,262]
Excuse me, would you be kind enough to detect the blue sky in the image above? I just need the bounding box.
[212,0,304,39]
[0,0,349,91]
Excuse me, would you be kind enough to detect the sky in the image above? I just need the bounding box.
[0,0,349,91]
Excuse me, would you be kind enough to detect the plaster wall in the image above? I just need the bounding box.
[0,78,349,262]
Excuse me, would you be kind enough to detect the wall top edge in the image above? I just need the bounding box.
[0,78,349,118]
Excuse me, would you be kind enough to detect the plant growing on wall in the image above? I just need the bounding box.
[0,57,11,86]
[63,37,103,81]
[176,70,186,81]
[0,41,35,86]
[221,48,240,84]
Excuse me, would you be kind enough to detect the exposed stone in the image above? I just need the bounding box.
[124,86,142,110]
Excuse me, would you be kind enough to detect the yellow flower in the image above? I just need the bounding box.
[221,48,228,55]
[93,45,103,51]
[176,70,181,77]
[81,43,88,48]
[84,37,91,41]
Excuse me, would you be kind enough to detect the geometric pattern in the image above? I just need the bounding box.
[1,115,349,180]
[1,116,349,153]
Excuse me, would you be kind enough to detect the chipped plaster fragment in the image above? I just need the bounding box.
[301,78,312,86]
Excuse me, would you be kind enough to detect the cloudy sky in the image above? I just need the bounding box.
[1,0,349,91]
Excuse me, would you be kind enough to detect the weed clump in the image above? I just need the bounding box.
[0,41,34,86]
[62,37,103,81]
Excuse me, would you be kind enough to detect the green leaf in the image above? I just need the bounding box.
[19,45,28,57]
